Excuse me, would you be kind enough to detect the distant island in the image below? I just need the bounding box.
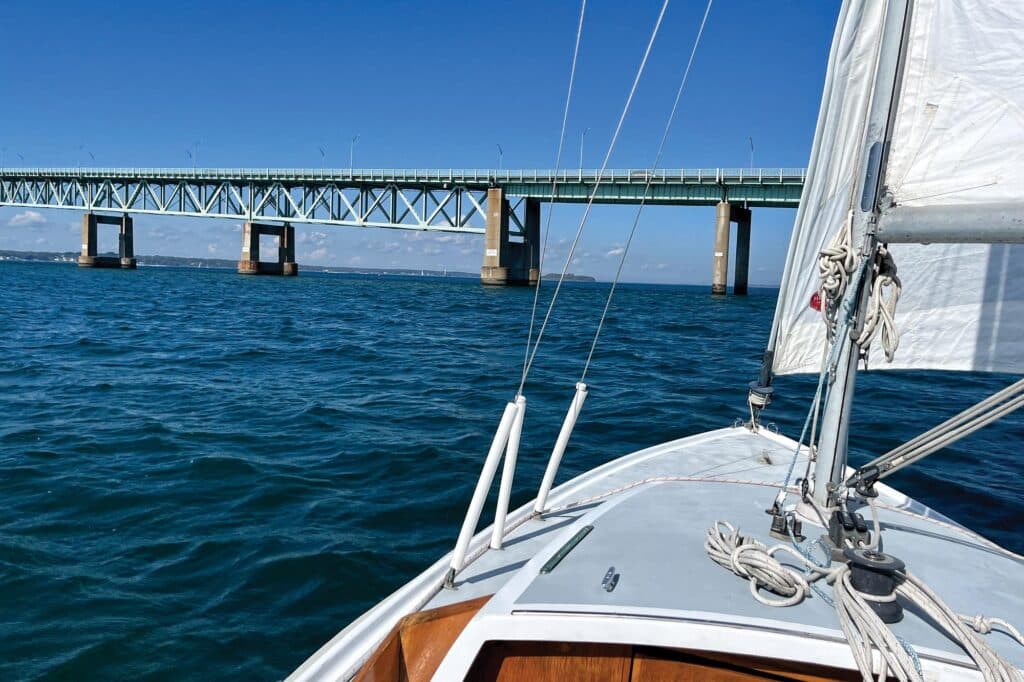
[0,250,595,281]
[542,272,596,282]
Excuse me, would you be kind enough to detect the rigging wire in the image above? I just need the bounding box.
[580,0,713,383]
[517,0,670,395]
[518,0,587,397]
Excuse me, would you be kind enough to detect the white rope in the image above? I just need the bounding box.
[518,0,586,397]
[896,574,1021,682]
[818,210,857,341]
[579,0,713,383]
[705,521,826,608]
[817,215,902,364]
[857,243,901,364]
[707,521,1023,682]
[519,0,669,389]
[962,614,1024,648]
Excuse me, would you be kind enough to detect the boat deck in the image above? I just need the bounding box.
[292,426,1024,680]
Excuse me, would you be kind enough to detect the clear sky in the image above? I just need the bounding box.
[0,1,840,285]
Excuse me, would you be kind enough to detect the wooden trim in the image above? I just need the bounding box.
[465,641,864,681]
[354,595,491,682]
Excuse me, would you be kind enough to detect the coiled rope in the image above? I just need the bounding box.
[817,214,902,363]
[856,243,901,364]
[706,522,1023,682]
[818,211,857,341]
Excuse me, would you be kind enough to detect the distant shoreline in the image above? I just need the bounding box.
[0,250,785,288]
[0,249,596,282]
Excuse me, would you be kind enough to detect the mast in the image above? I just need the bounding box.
[812,0,914,509]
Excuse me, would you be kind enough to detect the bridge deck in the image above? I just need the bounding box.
[0,168,804,232]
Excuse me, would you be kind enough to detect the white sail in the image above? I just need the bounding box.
[885,1,1024,209]
[771,0,1024,375]
[768,0,887,375]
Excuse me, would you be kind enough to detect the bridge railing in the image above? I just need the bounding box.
[0,167,807,184]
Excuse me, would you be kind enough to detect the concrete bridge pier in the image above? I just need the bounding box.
[77,212,136,269]
[480,188,540,286]
[238,222,298,276]
[711,201,751,295]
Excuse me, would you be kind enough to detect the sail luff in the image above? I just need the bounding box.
[811,0,914,509]
[764,0,856,355]
[765,0,891,377]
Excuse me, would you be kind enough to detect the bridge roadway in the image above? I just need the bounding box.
[0,167,805,292]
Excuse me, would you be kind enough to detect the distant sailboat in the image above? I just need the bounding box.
[292,1,1024,680]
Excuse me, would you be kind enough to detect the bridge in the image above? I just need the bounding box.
[0,167,805,293]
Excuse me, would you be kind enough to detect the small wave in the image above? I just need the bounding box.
[188,455,260,478]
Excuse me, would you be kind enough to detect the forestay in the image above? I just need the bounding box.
[770,0,1024,375]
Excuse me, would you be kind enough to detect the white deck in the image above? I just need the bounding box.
[290,426,1024,680]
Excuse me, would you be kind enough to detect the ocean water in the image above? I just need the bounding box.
[0,260,1020,680]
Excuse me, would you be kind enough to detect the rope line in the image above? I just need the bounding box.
[856,244,901,364]
[580,0,713,383]
[707,522,1022,682]
[519,0,670,390]
[518,0,587,397]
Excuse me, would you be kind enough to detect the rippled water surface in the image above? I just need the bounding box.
[0,261,1021,680]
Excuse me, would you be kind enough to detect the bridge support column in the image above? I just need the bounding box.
[522,198,541,286]
[733,206,751,296]
[238,222,297,276]
[480,189,540,286]
[711,202,751,295]
[711,202,731,295]
[78,213,136,269]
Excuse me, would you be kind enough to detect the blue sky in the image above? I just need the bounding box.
[0,1,839,284]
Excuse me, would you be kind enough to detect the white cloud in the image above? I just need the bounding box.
[8,210,46,227]
[605,246,625,258]
[207,243,218,254]
[434,234,469,244]
[308,248,328,260]
[298,230,328,245]
[348,255,362,265]
[147,227,180,242]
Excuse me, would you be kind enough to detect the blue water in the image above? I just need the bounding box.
[0,260,1020,680]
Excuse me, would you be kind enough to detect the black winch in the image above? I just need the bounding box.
[843,547,905,624]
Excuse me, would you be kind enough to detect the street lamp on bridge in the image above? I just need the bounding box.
[350,135,360,171]
[580,127,591,171]
[186,141,200,171]
[496,143,503,171]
